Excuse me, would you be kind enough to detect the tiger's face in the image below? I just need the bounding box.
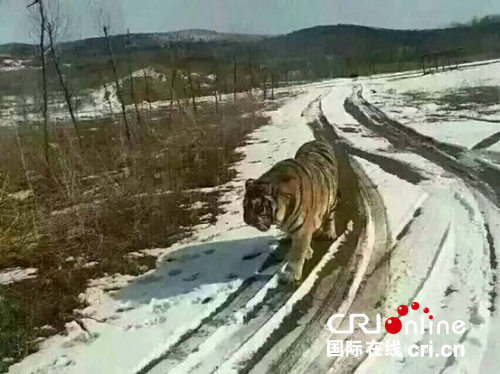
[243,179,277,232]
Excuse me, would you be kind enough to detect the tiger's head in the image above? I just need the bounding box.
[243,179,278,232]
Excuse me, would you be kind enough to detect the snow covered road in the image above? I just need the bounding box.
[9,61,500,374]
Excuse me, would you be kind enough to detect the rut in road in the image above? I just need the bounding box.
[243,95,392,374]
[137,91,382,374]
[342,86,499,373]
[344,86,500,207]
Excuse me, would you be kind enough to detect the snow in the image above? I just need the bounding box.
[353,156,429,241]
[356,182,493,374]
[0,59,28,72]
[367,59,500,95]
[364,60,500,151]
[131,67,167,82]
[7,84,319,374]
[216,226,355,374]
[404,119,500,150]
[7,59,500,374]
[0,268,38,285]
[7,190,33,201]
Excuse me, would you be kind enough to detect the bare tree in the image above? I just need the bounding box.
[233,54,237,102]
[44,2,82,149]
[262,66,267,100]
[27,0,50,170]
[185,46,197,113]
[211,64,219,113]
[99,72,115,117]
[271,73,275,100]
[88,0,131,144]
[186,67,197,113]
[103,24,132,147]
[168,43,182,120]
[142,70,152,112]
[248,49,253,97]
[126,29,142,127]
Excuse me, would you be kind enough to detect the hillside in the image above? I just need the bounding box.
[1,20,499,90]
[0,29,268,57]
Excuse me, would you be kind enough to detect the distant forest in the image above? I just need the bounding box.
[1,14,500,89]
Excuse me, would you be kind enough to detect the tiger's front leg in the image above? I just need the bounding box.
[280,225,314,283]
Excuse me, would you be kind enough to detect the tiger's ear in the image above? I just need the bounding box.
[245,179,256,189]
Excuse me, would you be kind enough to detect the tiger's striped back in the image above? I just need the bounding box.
[258,140,339,234]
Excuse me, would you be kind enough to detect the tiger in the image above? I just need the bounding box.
[243,140,340,283]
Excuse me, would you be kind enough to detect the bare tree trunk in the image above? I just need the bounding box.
[103,25,132,148]
[100,72,114,117]
[248,49,253,97]
[31,0,50,171]
[271,73,275,100]
[126,29,142,127]
[169,45,180,120]
[262,69,267,100]
[213,72,219,113]
[233,54,237,102]
[176,97,183,112]
[46,22,82,149]
[169,69,177,120]
[143,70,152,111]
[186,63,197,113]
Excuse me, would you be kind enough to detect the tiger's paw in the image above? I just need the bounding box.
[278,269,296,284]
[305,247,314,260]
[278,264,303,284]
[316,225,338,242]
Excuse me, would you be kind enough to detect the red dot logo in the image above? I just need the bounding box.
[429,315,434,320]
[397,305,408,316]
[411,302,419,310]
[385,317,402,334]
[423,307,429,314]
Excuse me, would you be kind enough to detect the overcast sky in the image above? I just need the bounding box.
[0,0,499,45]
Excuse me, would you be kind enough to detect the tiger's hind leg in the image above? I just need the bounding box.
[317,192,341,241]
[313,209,338,241]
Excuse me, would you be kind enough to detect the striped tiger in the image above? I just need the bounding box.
[243,140,340,282]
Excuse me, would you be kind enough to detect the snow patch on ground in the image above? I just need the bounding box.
[7,58,500,374]
[353,156,428,241]
[364,60,500,151]
[7,85,322,374]
[0,268,38,285]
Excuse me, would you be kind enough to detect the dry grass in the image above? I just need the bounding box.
[0,97,271,370]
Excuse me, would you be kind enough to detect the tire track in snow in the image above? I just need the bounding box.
[332,223,452,374]
[140,91,390,374]
[343,87,499,373]
[471,131,500,151]
[135,252,302,374]
[235,95,392,374]
[136,89,373,374]
[345,87,499,296]
[243,93,436,374]
[344,86,500,207]
[132,276,270,374]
